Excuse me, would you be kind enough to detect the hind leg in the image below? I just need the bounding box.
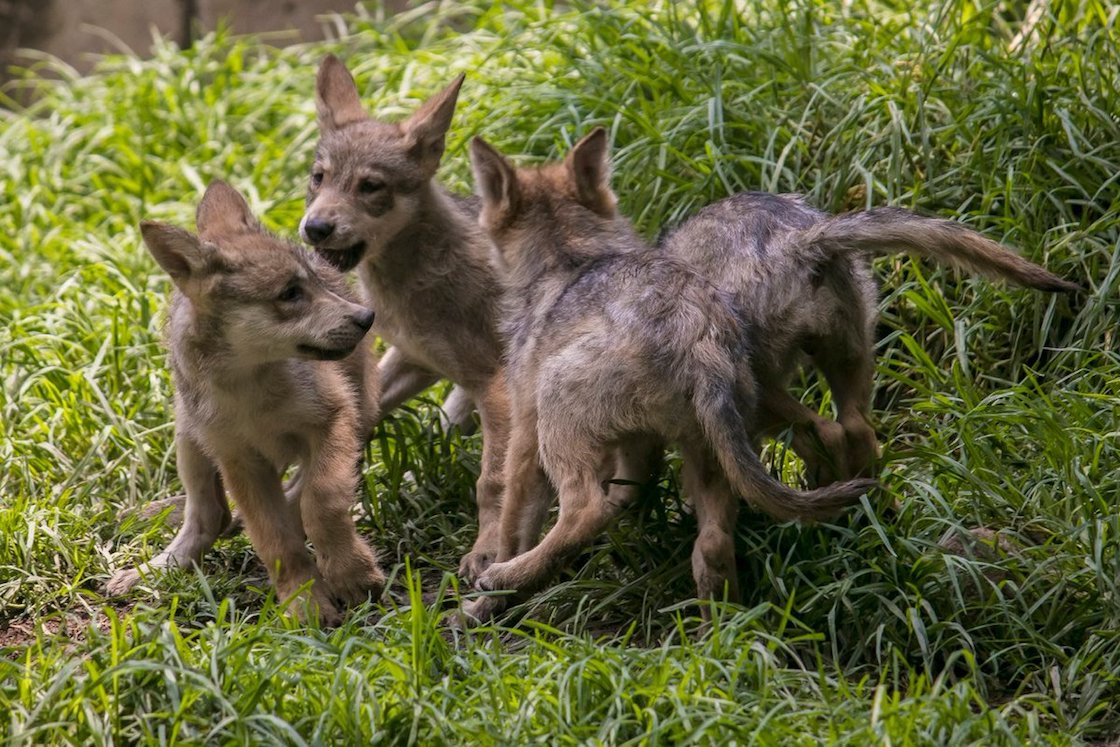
[106,432,231,595]
[756,388,849,486]
[440,385,478,435]
[475,465,617,594]
[813,339,879,479]
[496,415,552,561]
[681,443,740,614]
[458,374,512,581]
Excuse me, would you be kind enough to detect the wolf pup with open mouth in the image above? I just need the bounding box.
[107,181,384,626]
[300,56,549,580]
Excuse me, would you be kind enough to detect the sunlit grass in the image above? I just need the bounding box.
[0,0,1117,742]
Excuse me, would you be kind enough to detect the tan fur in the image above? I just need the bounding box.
[300,56,566,580]
[106,181,384,626]
[461,131,875,622]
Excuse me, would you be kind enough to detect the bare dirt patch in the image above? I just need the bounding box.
[1,603,132,654]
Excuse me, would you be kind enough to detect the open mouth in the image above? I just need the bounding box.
[297,344,354,361]
[314,241,366,272]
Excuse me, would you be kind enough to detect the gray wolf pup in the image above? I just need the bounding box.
[301,55,550,580]
[107,181,384,626]
[461,130,876,620]
[658,193,1079,484]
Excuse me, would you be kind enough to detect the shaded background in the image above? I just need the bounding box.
[0,0,407,76]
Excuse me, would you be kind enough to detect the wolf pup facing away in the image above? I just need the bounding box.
[461,130,877,621]
[300,55,553,580]
[107,181,385,626]
[659,194,1079,485]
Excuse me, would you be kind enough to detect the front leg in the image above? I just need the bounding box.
[496,414,552,560]
[141,469,304,537]
[299,404,385,607]
[605,434,663,507]
[377,346,442,416]
[439,384,479,435]
[458,373,511,581]
[106,431,231,594]
[221,455,340,626]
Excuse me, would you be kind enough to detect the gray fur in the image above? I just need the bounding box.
[658,192,1078,483]
[462,132,874,622]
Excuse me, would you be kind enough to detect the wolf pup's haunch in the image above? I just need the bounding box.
[107,181,384,626]
[659,193,1078,485]
[462,131,876,621]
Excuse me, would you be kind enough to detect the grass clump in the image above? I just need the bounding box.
[1,0,1118,743]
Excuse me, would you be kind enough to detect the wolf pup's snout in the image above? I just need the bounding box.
[303,217,335,244]
[352,307,375,332]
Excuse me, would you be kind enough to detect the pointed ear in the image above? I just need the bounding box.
[470,137,519,223]
[316,54,366,131]
[401,73,465,174]
[565,127,616,217]
[140,221,213,284]
[196,180,259,238]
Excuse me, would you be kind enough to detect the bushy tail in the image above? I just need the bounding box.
[800,207,1080,293]
[689,339,875,522]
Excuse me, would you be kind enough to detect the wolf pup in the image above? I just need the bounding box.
[461,130,876,620]
[658,193,1079,485]
[107,181,385,626]
[300,55,552,580]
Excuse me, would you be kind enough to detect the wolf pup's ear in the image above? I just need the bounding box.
[401,73,465,176]
[566,127,617,218]
[316,55,366,131]
[140,221,215,284]
[470,137,519,227]
[197,180,260,239]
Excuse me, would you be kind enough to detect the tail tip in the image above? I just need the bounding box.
[795,477,878,522]
[1049,277,1084,294]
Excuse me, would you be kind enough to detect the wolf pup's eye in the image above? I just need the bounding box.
[278,284,304,303]
[358,179,385,195]
[311,171,324,188]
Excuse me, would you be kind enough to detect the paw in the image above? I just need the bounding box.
[473,561,513,593]
[319,547,386,606]
[459,595,506,625]
[458,549,496,583]
[844,426,881,479]
[105,568,141,596]
[281,583,344,628]
[310,594,344,628]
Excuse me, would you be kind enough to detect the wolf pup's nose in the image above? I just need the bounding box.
[353,308,375,332]
[303,218,335,244]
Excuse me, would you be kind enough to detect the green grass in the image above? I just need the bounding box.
[1,0,1118,743]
